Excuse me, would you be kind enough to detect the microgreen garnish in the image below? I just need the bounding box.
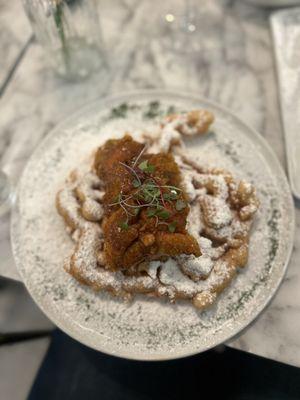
[156,209,170,220]
[168,221,177,233]
[113,193,122,203]
[109,154,185,230]
[119,161,141,186]
[175,199,187,211]
[147,208,157,217]
[119,221,129,231]
[170,189,179,199]
[164,190,179,200]
[138,160,155,173]
[133,179,141,188]
[133,146,146,167]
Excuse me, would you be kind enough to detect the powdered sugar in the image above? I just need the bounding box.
[56,185,89,230]
[11,94,294,360]
[148,122,181,153]
[159,258,231,296]
[179,254,214,280]
[58,149,247,302]
[200,195,233,229]
[76,172,104,222]
[57,113,256,305]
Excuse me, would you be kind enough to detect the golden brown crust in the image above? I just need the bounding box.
[56,109,259,310]
[166,110,215,136]
[96,137,201,270]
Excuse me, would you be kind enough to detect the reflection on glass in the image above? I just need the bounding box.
[23,0,107,80]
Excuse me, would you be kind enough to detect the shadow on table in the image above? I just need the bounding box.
[28,329,300,400]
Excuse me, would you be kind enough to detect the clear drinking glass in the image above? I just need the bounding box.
[23,0,107,80]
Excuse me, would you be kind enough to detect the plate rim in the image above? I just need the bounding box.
[11,89,296,361]
[242,0,300,7]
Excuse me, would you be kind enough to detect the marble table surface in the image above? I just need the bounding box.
[1,0,300,368]
[0,0,32,93]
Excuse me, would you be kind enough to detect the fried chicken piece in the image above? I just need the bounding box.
[146,153,182,189]
[94,135,143,179]
[102,207,201,270]
[94,135,144,209]
[102,208,139,270]
[97,135,201,270]
[155,232,201,257]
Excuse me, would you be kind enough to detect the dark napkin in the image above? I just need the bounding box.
[28,329,300,400]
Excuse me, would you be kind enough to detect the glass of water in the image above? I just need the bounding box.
[23,0,107,80]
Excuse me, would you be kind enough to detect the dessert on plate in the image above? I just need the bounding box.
[56,109,259,309]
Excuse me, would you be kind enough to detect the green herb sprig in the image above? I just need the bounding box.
[110,147,187,231]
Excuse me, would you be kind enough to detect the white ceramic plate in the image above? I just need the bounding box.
[11,90,294,360]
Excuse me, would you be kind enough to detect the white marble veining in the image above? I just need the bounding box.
[0,0,31,90]
[0,0,300,366]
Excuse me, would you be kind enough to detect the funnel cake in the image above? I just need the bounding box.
[56,109,259,309]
